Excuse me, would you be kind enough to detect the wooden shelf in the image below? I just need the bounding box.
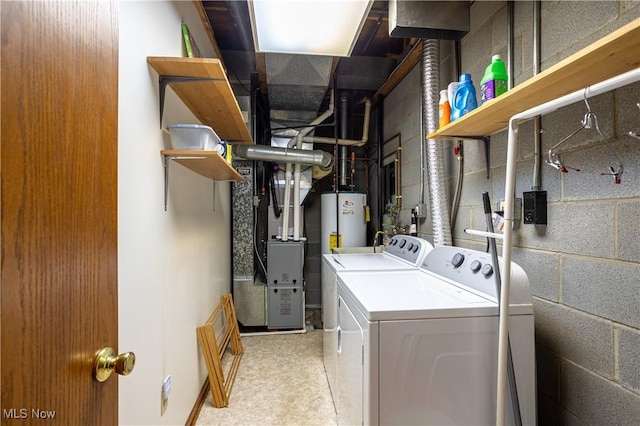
[148,57,253,144]
[428,18,640,140]
[161,150,245,181]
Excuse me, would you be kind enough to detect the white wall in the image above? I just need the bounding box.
[118,2,231,424]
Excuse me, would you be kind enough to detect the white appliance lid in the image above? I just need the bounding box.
[338,270,530,321]
[323,236,433,271]
[326,252,414,271]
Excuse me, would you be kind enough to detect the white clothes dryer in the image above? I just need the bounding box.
[321,235,433,403]
[336,246,536,426]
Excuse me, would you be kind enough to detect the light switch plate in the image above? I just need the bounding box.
[161,375,171,415]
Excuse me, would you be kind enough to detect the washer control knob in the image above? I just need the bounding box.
[399,240,407,249]
[470,260,482,272]
[452,253,465,268]
[407,243,414,251]
[481,264,494,276]
[412,245,420,253]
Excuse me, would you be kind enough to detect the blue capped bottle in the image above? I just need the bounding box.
[450,73,478,121]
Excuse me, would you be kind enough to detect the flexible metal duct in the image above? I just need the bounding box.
[233,145,334,170]
[422,39,452,246]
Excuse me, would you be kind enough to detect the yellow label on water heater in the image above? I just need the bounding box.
[329,234,342,252]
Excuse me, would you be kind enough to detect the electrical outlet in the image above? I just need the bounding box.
[523,191,547,225]
[497,198,522,223]
[414,203,427,219]
[161,375,171,416]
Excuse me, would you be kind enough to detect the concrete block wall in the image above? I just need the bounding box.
[382,65,425,226]
[383,1,640,424]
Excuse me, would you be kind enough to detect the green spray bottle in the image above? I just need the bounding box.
[480,55,508,103]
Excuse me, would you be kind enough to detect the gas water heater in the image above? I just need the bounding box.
[320,192,367,254]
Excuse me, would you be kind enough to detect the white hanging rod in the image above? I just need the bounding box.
[496,67,640,426]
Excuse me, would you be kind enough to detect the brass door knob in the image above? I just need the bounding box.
[93,347,136,382]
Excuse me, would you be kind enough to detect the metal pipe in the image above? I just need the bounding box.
[532,1,541,76]
[339,150,348,186]
[450,39,463,231]
[422,39,452,247]
[339,94,350,187]
[532,0,543,190]
[332,79,340,247]
[507,1,515,90]
[497,67,640,426]
[376,94,385,235]
[233,145,334,170]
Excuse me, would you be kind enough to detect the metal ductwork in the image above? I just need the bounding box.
[387,0,467,246]
[266,54,333,127]
[422,39,452,247]
[233,144,334,171]
[389,0,469,40]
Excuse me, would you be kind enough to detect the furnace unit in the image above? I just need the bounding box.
[266,241,304,329]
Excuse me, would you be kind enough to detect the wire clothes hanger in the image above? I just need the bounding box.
[545,87,624,184]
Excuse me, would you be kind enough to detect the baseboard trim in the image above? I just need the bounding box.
[185,379,209,426]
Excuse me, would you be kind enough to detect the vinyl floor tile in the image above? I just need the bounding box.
[196,330,337,426]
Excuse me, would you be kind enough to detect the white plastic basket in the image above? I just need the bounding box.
[166,124,221,151]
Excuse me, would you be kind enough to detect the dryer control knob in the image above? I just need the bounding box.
[481,264,494,276]
[452,253,465,267]
[470,260,482,272]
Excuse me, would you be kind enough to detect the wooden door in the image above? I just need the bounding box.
[1,1,119,424]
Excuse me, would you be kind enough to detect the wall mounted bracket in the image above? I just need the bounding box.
[163,154,214,211]
[157,75,224,127]
[161,150,243,211]
[483,136,491,179]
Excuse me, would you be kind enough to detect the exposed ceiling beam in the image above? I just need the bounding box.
[372,39,422,106]
[194,1,224,62]
[255,52,269,108]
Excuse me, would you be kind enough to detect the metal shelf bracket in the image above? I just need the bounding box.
[163,154,209,211]
[158,75,224,128]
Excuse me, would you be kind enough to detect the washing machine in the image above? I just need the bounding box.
[321,235,433,403]
[335,246,536,426]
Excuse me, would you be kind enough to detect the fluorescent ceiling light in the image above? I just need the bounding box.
[249,0,373,56]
